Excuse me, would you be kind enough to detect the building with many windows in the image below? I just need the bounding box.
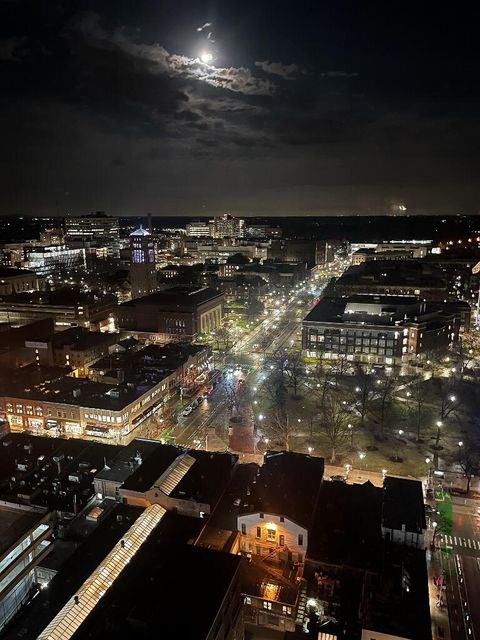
[129,227,157,299]
[0,290,117,330]
[24,245,86,275]
[302,295,463,365]
[116,285,224,341]
[0,504,53,632]
[0,343,210,441]
[0,268,45,295]
[186,221,212,237]
[64,213,120,243]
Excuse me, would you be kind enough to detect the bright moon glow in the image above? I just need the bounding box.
[200,51,213,64]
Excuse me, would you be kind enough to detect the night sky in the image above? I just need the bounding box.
[2,0,480,216]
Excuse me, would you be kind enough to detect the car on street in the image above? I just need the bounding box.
[182,406,193,417]
[330,475,347,483]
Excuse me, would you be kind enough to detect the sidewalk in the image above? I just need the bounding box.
[426,546,451,640]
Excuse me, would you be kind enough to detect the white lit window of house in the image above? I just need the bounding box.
[244,597,251,605]
[263,601,272,610]
[16,404,23,413]
[266,527,276,542]
[282,606,292,615]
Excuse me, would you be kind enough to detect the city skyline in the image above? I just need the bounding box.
[2,1,480,216]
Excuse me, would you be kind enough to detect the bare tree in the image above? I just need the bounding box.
[432,379,459,465]
[265,349,305,399]
[265,405,297,451]
[224,380,242,416]
[329,355,353,385]
[455,438,480,495]
[214,325,232,350]
[451,333,480,381]
[408,376,430,442]
[352,364,376,429]
[310,362,334,407]
[424,347,448,379]
[318,392,351,463]
[374,369,400,437]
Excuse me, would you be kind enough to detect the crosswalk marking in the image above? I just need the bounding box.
[442,534,480,550]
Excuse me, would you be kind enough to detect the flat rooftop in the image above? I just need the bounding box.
[0,504,46,558]
[119,285,222,308]
[0,267,36,278]
[382,476,426,534]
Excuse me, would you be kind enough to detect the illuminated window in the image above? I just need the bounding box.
[263,601,272,610]
[266,527,276,542]
[282,606,292,615]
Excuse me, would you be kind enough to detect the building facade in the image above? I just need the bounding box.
[116,286,224,341]
[64,213,120,242]
[0,505,53,632]
[24,245,86,275]
[129,227,157,299]
[0,268,45,295]
[302,295,461,365]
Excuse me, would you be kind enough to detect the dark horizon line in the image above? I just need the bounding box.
[2,212,480,219]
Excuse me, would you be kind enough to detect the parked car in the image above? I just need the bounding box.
[182,406,193,417]
[424,504,438,515]
[330,475,347,483]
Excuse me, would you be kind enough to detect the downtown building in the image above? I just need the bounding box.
[0,342,210,441]
[115,285,224,342]
[0,289,117,330]
[64,213,120,243]
[129,227,158,299]
[302,294,464,365]
[0,267,45,295]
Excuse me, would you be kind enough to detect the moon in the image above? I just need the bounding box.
[200,51,213,64]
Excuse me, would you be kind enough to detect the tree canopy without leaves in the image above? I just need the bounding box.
[317,392,351,463]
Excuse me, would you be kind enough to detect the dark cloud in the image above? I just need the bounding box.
[0,0,480,215]
[254,60,301,79]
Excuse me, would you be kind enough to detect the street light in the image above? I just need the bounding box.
[258,414,264,421]
[382,468,387,479]
[344,463,352,479]
[308,446,313,454]
[458,441,464,447]
[398,429,404,436]
[431,521,439,550]
[450,395,456,402]
[347,423,354,447]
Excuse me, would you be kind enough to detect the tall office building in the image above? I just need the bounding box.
[210,213,245,239]
[64,213,120,242]
[129,227,157,299]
